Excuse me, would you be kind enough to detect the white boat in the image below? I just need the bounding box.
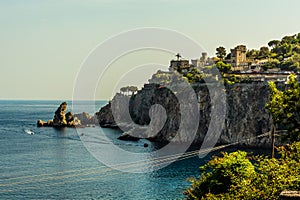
[24,129,35,135]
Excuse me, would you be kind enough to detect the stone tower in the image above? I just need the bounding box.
[231,45,247,71]
[201,52,208,64]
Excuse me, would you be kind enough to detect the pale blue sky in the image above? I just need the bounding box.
[0,0,300,100]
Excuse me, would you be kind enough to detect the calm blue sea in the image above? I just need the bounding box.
[0,100,217,200]
[0,100,272,199]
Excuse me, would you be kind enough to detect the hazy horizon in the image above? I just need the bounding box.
[1,0,300,100]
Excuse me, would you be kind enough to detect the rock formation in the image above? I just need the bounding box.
[94,71,281,147]
[74,112,96,125]
[95,101,118,128]
[37,119,53,127]
[37,71,283,148]
[53,102,68,126]
[65,112,81,127]
[37,102,81,127]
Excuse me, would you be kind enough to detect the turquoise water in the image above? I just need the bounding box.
[0,100,215,199]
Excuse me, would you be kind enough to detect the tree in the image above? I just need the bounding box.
[216,46,226,60]
[272,43,293,58]
[120,86,138,95]
[215,61,232,74]
[280,54,300,71]
[258,46,270,58]
[120,87,126,95]
[185,151,255,199]
[246,49,260,60]
[183,68,204,83]
[268,40,281,48]
[264,33,300,73]
[185,142,300,199]
[282,35,298,44]
[297,33,300,43]
[266,74,300,142]
[293,44,300,54]
[128,86,138,95]
[225,53,231,60]
[262,58,280,71]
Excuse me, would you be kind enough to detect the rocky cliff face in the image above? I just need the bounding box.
[95,101,118,128]
[95,80,277,147]
[220,83,273,147]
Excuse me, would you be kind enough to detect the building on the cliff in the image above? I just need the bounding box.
[191,59,201,69]
[248,58,269,72]
[170,53,191,73]
[191,52,214,72]
[231,45,248,71]
[201,52,208,64]
[143,83,160,90]
[170,59,190,73]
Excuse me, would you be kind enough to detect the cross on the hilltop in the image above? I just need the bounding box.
[175,53,181,60]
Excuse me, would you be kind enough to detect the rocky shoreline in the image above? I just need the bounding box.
[86,71,281,147]
[37,71,284,147]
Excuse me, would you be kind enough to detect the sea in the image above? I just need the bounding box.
[0,100,257,200]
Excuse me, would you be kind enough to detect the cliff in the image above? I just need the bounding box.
[95,72,279,147]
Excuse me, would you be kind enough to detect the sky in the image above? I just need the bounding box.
[0,0,300,100]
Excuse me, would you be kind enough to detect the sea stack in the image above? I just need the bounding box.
[53,102,68,126]
[37,102,81,127]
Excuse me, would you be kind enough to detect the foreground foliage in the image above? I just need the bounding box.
[266,74,300,142]
[184,142,300,199]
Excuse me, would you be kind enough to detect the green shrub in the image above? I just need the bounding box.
[184,142,300,200]
[266,74,300,142]
[185,151,255,199]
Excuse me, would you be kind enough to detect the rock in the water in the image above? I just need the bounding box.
[37,119,54,127]
[37,119,47,127]
[65,112,81,127]
[53,102,68,127]
[65,112,74,123]
[47,120,54,126]
[118,133,140,141]
[37,102,82,128]
[74,112,95,125]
